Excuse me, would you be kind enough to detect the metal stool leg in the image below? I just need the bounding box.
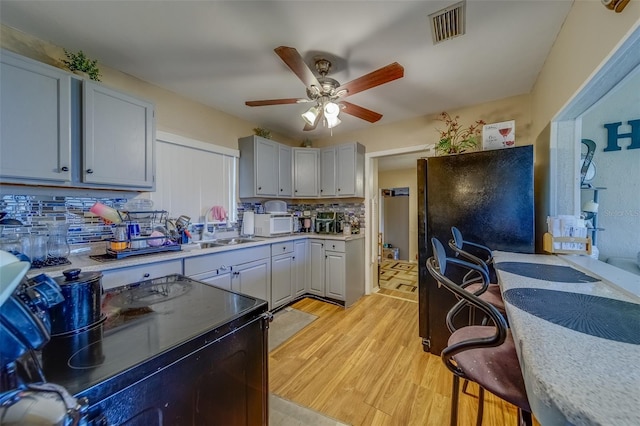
[451,375,460,426]
[476,386,485,426]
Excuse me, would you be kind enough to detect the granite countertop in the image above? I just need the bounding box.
[27,232,365,278]
[493,251,640,426]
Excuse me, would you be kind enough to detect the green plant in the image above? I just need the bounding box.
[435,112,485,155]
[61,49,101,81]
[253,127,272,139]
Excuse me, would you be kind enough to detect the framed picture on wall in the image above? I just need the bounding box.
[483,120,515,150]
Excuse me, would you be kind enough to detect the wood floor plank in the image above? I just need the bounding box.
[270,294,540,425]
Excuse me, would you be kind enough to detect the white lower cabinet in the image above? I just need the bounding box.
[101,259,183,290]
[293,240,308,297]
[232,258,270,303]
[185,246,271,306]
[325,250,346,300]
[306,238,364,306]
[189,269,232,291]
[271,242,295,309]
[308,239,326,297]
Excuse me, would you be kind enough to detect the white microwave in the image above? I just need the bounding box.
[253,213,293,237]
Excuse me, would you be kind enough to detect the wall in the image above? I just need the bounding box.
[0,24,297,148]
[378,168,418,262]
[580,64,640,259]
[530,1,640,141]
[313,94,532,155]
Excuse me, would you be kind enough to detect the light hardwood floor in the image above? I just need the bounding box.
[270,295,538,426]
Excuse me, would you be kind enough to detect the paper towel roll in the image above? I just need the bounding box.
[242,212,255,236]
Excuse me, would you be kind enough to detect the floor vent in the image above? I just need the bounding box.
[429,1,466,44]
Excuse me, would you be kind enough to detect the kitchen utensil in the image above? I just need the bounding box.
[50,268,103,335]
[176,215,190,230]
[89,202,123,224]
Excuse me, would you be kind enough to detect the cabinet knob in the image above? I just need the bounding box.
[280,188,284,192]
[332,245,336,249]
[295,189,298,193]
[337,188,341,192]
[320,189,323,192]
[86,169,94,174]
[61,166,69,172]
[258,186,262,190]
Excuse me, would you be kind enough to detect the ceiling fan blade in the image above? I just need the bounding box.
[340,101,383,123]
[275,46,321,89]
[337,62,404,97]
[245,98,309,107]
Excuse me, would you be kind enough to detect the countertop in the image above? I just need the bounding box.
[27,232,365,278]
[493,251,640,426]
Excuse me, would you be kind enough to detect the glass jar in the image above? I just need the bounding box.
[47,223,70,259]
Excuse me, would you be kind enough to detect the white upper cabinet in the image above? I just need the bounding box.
[83,81,155,189]
[0,49,156,191]
[0,50,72,183]
[319,143,365,198]
[293,148,319,197]
[335,143,365,197]
[319,147,337,197]
[278,144,293,197]
[239,135,293,198]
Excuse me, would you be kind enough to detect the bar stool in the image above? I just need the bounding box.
[427,238,532,426]
[448,227,505,317]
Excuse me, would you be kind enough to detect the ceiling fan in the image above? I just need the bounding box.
[245,46,404,131]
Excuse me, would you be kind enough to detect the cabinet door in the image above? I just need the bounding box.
[293,148,319,197]
[293,240,308,297]
[271,254,293,308]
[255,138,278,196]
[320,147,336,197]
[190,271,233,291]
[83,81,155,189]
[325,251,346,300]
[308,240,325,296]
[336,144,356,196]
[232,258,270,304]
[0,51,72,183]
[278,145,293,197]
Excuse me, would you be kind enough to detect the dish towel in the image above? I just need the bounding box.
[208,206,227,222]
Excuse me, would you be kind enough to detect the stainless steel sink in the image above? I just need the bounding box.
[215,238,260,245]
[198,238,261,249]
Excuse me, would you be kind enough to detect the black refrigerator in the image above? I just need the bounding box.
[417,145,534,354]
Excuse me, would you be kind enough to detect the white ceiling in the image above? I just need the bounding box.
[0,0,572,143]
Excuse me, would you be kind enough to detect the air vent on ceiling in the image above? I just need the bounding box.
[429,1,466,44]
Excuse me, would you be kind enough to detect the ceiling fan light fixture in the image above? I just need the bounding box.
[326,115,341,129]
[324,101,340,118]
[301,105,320,126]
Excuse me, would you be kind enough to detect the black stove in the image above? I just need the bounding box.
[40,274,269,425]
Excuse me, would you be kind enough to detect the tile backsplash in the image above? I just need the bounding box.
[1,193,366,245]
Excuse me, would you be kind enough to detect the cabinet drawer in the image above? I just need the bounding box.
[101,259,183,290]
[184,246,270,276]
[324,240,345,252]
[271,242,294,255]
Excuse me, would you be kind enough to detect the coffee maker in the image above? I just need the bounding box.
[315,212,336,234]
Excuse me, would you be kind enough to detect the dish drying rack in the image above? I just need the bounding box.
[100,210,182,260]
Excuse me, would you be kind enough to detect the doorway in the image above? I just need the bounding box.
[381,187,409,261]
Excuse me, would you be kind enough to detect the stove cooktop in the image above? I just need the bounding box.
[41,274,267,398]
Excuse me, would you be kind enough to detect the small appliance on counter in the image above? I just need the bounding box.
[315,211,337,234]
[254,213,293,237]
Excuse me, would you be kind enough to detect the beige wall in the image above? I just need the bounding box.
[0,24,297,149]
[378,168,418,262]
[314,94,532,153]
[530,1,640,141]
